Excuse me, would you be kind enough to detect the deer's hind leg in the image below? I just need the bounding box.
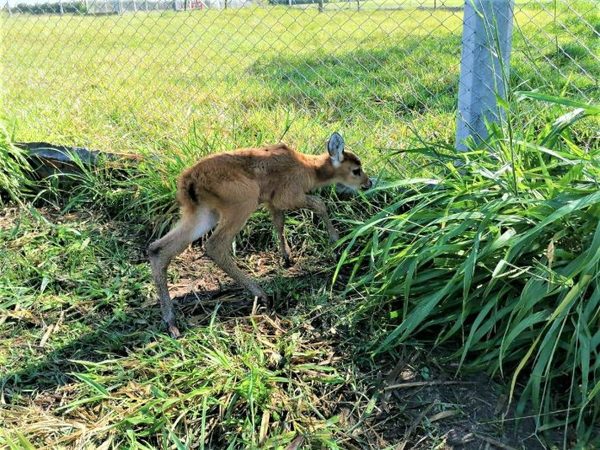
[149,205,217,338]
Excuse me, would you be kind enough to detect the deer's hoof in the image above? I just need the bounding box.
[167,323,181,339]
[255,292,273,310]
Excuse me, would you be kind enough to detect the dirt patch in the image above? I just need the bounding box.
[163,241,333,319]
[361,357,545,449]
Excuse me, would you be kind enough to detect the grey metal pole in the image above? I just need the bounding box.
[455,0,514,151]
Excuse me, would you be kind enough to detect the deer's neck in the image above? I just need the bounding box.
[308,154,337,189]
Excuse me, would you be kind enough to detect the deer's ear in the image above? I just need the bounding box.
[327,132,345,167]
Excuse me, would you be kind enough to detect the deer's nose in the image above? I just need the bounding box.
[361,178,373,190]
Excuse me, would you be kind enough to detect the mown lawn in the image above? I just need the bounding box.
[2,1,597,159]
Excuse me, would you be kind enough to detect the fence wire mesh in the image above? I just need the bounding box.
[1,0,598,161]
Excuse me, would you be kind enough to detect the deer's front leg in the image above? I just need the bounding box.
[304,195,339,243]
[269,207,293,267]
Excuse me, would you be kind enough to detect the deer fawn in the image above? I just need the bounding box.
[149,132,371,338]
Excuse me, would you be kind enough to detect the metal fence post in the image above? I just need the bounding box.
[455,0,514,151]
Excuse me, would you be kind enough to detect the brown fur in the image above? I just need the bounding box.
[149,139,371,338]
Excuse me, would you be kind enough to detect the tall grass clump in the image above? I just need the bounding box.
[0,125,31,204]
[337,92,600,444]
[41,128,225,237]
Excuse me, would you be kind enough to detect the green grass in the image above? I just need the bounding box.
[1,96,598,447]
[0,207,351,448]
[1,1,599,448]
[0,125,31,203]
[1,1,598,159]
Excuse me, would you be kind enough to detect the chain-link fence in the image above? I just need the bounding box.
[1,0,598,160]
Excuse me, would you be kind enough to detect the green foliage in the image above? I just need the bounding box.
[2,93,598,445]
[337,93,600,444]
[0,125,31,204]
[14,2,88,14]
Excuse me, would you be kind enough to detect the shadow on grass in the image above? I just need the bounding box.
[1,209,552,448]
[249,32,598,125]
[248,36,461,122]
[0,265,328,397]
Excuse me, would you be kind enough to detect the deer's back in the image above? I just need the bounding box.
[177,143,315,208]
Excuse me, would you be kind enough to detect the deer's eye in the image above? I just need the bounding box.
[352,168,361,176]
